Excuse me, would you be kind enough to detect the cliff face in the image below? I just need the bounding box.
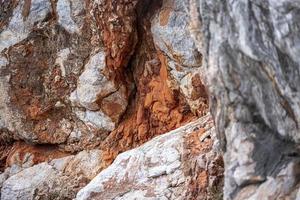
[0,0,299,199]
[0,0,205,167]
[0,0,220,199]
[187,0,300,199]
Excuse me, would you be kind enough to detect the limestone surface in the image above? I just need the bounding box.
[185,0,300,199]
[76,114,223,200]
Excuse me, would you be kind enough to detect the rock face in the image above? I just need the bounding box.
[151,0,208,115]
[1,0,299,199]
[185,0,300,199]
[76,114,223,200]
[0,0,206,160]
[0,0,110,150]
[0,0,214,199]
[1,149,102,200]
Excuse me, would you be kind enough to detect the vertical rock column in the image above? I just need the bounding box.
[187,0,300,199]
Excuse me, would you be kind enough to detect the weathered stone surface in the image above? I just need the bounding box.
[4,0,300,199]
[56,0,85,34]
[0,0,91,147]
[185,0,300,199]
[1,162,58,200]
[0,0,135,151]
[151,0,201,68]
[0,0,221,199]
[70,51,114,111]
[151,0,208,115]
[98,0,201,168]
[70,51,129,128]
[0,0,202,157]
[5,141,70,169]
[1,149,102,200]
[76,114,223,200]
[0,0,52,52]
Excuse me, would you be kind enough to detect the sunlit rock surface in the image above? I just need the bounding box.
[1,150,102,200]
[0,0,211,199]
[2,0,298,199]
[76,114,223,200]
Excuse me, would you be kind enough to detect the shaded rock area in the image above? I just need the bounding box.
[185,0,300,199]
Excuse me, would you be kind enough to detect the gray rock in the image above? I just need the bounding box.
[151,0,201,68]
[0,56,8,69]
[151,0,207,114]
[1,163,58,200]
[75,109,115,132]
[0,169,10,189]
[70,50,129,127]
[57,0,85,34]
[185,0,300,199]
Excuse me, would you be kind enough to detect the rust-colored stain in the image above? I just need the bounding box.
[6,141,71,168]
[98,2,198,168]
[22,0,31,20]
[159,7,172,26]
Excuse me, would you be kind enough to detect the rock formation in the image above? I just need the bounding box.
[0,0,219,199]
[1,0,299,199]
[186,0,300,199]
[1,149,102,199]
[76,114,223,200]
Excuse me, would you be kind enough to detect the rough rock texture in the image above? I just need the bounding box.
[5,141,71,168]
[0,0,207,159]
[0,0,114,151]
[3,0,298,199]
[76,114,223,200]
[185,0,300,199]
[99,0,203,167]
[151,0,208,115]
[0,0,213,199]
[1,149,102,200]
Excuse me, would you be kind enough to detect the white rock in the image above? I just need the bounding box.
[0,57,8,69]
[76,114,216,200]
[0,168,10,188]
[1,163,58,200]
[1,150,102,200]
[64,150,102,179]
[57,0,84,34]
[55,48,71,77]
[70,51,116,111]
[148,165,167,178]
[75,109,115,131]
[0,0,51,52]
[114,190,156,200]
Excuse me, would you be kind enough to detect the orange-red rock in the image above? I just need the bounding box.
[6,141,71,168]
[0,0,213,199]
[99,2,201,167]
